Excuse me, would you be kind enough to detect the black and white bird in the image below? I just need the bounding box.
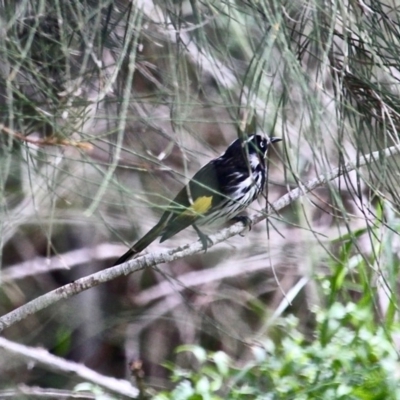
[114,135,281,265]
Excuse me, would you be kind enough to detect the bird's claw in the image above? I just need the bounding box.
[193,224,213,252]
[199,233,213,252]
[231,216,253,236]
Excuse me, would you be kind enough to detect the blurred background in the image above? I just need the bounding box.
[1,0,400,398]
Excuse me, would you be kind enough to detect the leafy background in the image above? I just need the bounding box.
[1,0,400,398]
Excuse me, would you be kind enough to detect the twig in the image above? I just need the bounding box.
[0,385,96,399]
[133,251,277,306]
[129,360,147,399]
[0,144,399,332]
[2,243,123,282]
[0,124,93,150]
[0,337,138,398]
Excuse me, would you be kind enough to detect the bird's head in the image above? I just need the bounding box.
[246,134,281,155]
[245,134,281,167]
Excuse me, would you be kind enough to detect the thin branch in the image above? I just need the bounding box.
[0,124,93,150]
[0,337,138,398]
[2,243,123,282]
[0,144,399,333]
[133,251,275,306]
[0,385,96,399]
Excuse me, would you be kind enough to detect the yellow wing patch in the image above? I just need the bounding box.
[191,196,213,214]
[180,196,213,218]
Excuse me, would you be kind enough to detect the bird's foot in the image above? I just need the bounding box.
[231,216,252,236]
[193,224,213,252]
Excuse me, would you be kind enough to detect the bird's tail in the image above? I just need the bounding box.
[113,221,165,266]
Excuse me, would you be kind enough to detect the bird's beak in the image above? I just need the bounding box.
[269,137,282,144]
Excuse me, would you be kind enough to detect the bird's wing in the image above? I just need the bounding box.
[160,161,221,241]
[160,154,249,242]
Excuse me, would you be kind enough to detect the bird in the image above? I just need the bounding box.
[113,134,281,266]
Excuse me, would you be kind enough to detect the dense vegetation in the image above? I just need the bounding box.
[1,0,400,398]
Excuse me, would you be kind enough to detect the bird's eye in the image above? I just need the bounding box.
[260,141,265,148]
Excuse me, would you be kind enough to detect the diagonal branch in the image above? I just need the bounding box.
[0,337,138,398]
[1,144,400,333]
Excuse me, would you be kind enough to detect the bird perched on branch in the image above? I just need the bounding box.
[113,135,281,266]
